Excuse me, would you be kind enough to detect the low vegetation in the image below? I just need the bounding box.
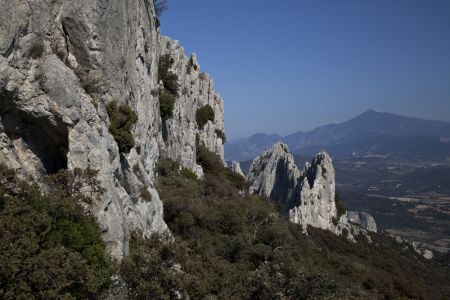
[121,146,450,299]
[215,129,226,143]
[196,105,215,129]
[159,90,176,121]
[186,55,197,74]
[107,100,138,153]
[3,149,450,299]
[0,165,111,299]
[158,54,179,121]
[153,0,167,28]
[158,54,179,97]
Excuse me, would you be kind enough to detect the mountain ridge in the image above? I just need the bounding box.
[226,110,450,161]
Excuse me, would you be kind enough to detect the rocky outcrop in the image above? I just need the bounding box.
[159,37,225,171]
[0,0,224,259]
[247,143,301,212]
[230,161,245,177]
[289,152,339,232]
[348,211,377,232]
[389,234,433,260]
[248,143,374,240]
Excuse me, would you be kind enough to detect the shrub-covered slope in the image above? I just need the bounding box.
[0,166,111,299]
[120,149,450,299]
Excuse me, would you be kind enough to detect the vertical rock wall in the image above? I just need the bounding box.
[158,37,225,172]
[0,0,225,259]
[247,143,374,240]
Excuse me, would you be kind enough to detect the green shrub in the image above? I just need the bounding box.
[158,54,179,97]
[107,101,138,153]
[147,148,450,299]
[140,186,153,202]
[156,157,180,177]
[159,90,176,121]
[0,165,111,299]
[158,54,179,121]
[215,129,226,143]
[154,0,167,17]
[180,168,198,181]
[199,72,207,81]
[196,142,224,174]
[120,234,189,300]
[196,105,215,128]
[225,170,248,190]
[152,156,335,299]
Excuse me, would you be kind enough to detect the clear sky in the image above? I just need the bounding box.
[159,0,450,140]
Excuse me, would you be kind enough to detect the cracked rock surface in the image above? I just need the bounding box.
[0,0,224,259]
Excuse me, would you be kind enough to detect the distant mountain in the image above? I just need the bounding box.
[225,110,450,161]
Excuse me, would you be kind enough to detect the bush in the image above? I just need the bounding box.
[149,148,450,299]
[215,129,226,143]
[196,142,224,174]
[107,101,138,153]
[120,234,189,300]
[180,168,198,181]
[225,170,248,190]
[199,72,207,81]
[158,54,179,97]
[159,90,176,121]
[0,165,111,299]
[196,105,215,129]
[152,156,335,299]
[140,186,153,202]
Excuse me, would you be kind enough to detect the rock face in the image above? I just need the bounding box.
[389,234,433,260]
[248,143,372,239]
[347,211,377,233]
[230,161,245,177]
[0,0,224,259]
[247,143,301,212]
[159,37,225,171]
[289,152,338,232]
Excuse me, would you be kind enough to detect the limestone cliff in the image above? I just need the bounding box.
[0,0,224,259]
[247,143,301,212]
[347,211,377,233]
[159,37,225,174]
[247,143,372,240]
[230,161,245,177]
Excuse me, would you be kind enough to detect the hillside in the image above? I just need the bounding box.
[1,1,450,299]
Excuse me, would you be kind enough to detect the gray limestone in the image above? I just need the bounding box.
[347,211,377,233]
[0,0,224,259]
[247,142,374,241]
[230,161,245,177]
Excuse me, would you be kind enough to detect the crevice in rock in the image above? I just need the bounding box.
[270,158,300,212]
[0,91,68,174]
[162,120,169,142]
[2,38,15,58]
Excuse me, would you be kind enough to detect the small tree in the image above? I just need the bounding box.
[107,101,138,153]
[154,0,168,17]
[196,105,215,129]
[159,91,176,121]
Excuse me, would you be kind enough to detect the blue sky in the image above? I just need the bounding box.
[159,0,450,140]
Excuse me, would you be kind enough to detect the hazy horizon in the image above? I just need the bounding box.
[226,109,450,141]
[160,0,450,140]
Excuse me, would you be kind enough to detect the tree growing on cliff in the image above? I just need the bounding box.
[154,0,168,17]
